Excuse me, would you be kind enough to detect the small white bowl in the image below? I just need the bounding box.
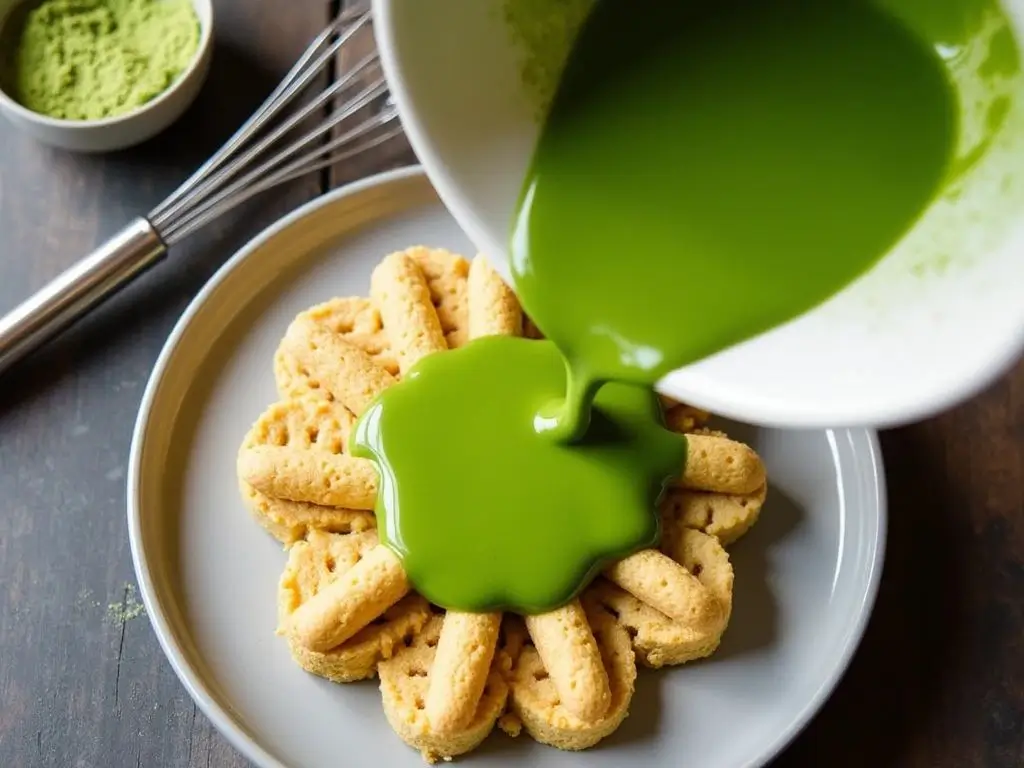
[0,0,213,153]
[375,0,1024,429]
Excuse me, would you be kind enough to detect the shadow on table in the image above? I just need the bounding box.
[0,40,316,416]
[773,425,968,766]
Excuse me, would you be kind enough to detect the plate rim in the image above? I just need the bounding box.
[127,165,888,768]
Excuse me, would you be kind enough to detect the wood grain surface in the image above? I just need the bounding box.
[0,1,1021,766]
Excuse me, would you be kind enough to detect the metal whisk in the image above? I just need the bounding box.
[0,9,401,376]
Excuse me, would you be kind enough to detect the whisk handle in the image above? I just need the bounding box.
[0,217,167,378]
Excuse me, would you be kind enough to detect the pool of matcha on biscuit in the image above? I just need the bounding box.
[355,0,991,613]
[353,337,686,614]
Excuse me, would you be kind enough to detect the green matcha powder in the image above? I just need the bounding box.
[1,0,200,121]
[501,0,594,119]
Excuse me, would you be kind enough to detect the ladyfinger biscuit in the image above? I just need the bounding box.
[587,580,720,667]
[424,611,502,734]
[240,397,355,455]
[681,433,766,495]
[406,246,471,350]
[604,549,726,630]
[285,543,409,653]
[275,297,400,400]
[277,530,431,682]
[506,600,635,751]
[278,530,381,628]
[371,250,448,374]
[289,595,432,684]
[660,526,735,623]
[379,615,508,764]
[524,600,611,722]
[237,446,378,510]
[589,529,734,668]
[661,482,767,546]
[281,315,396,416]
[468,256,522,338]
[239,478,374,545]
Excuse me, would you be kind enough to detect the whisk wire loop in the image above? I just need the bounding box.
[158,65,390,243]
[0,8,402,377]
[150,8,393,244]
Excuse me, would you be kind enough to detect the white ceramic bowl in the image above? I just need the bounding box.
[0,0,213,153]
[374,0,1024,429]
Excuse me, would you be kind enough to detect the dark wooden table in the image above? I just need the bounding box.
[0,2,1021,766]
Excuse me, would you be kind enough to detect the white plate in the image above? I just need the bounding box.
[129,167,887,768]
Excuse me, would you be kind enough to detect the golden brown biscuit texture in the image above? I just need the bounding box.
[379,615,509,763]
[371,250,449,375]
[239,478,374,545]
[424,611,503,735]
[277,531,431,682]
[285,542,410,653]
[235,247,772,760]
[505,599,636,750]
[590,528,734,667]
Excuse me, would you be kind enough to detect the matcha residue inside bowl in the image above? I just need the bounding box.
[0,0,201,121]
[502,0,595,120]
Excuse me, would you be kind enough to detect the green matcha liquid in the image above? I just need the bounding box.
[354,0,977,614]
[512,0,958,439]
[353,338,685,613]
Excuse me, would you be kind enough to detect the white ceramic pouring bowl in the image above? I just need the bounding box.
[374,0,1024,429]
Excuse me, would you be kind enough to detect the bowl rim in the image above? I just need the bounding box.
[0,0,214,129]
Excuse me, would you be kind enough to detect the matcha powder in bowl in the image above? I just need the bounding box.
[0,0,201,121]
[502,0,595,120]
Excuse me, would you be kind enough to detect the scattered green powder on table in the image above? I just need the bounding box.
[107,582,146,624]
[0,0,200,121]
[501,0,595,120]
